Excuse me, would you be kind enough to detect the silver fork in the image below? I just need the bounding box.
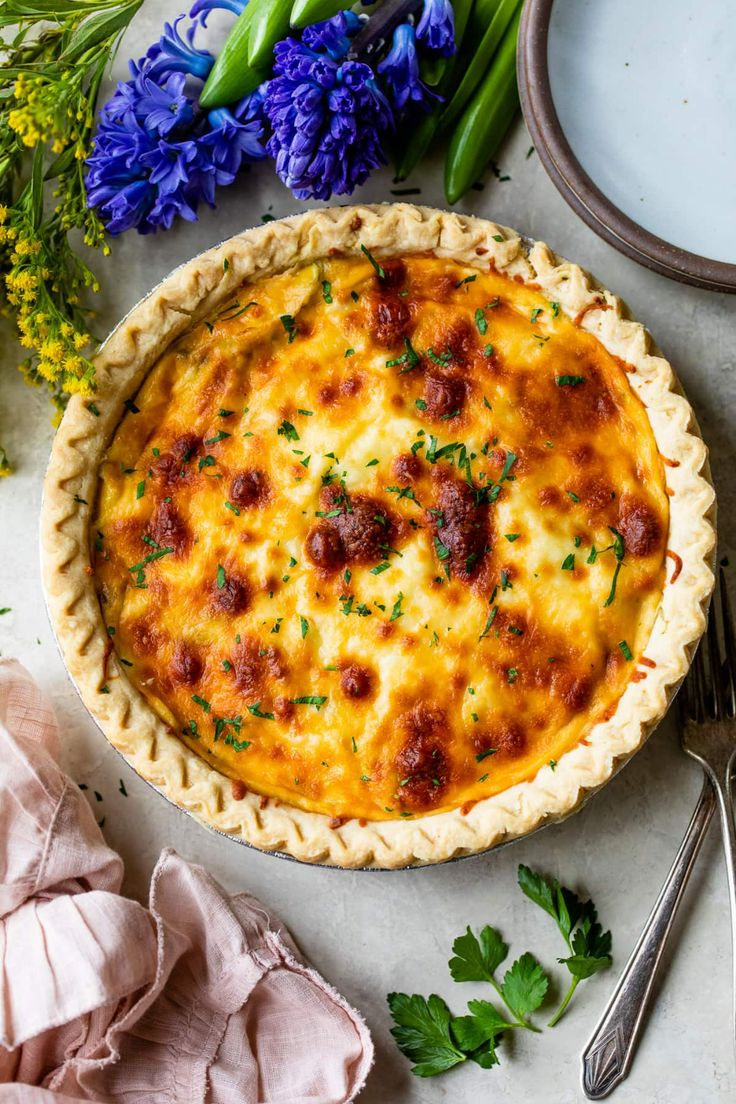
[582,567,736,1098]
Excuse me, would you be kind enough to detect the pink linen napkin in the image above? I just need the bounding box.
[0,659,373,1103]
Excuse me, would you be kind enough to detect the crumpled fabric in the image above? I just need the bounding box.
[0,659,373,1103]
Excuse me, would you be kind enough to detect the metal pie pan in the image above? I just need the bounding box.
[40,218,714,871]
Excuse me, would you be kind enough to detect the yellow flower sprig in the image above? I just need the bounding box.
[0,0,144,474]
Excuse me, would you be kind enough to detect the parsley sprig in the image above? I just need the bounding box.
[518,865,612,1026]
[387,865,612,1078]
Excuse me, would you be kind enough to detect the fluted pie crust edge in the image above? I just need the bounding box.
[41,204,715,868]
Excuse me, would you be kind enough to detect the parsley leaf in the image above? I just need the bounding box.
[500,953,549,1020]
[387,993,467,1077]
[449,925,508,983]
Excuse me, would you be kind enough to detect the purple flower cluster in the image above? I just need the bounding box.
[86,15,265,234]
[264,12,393,200]
[87,0,456,227]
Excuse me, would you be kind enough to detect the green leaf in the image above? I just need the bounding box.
[387,993,466,1077]
[468,1038,501,1069]
[448,925,508,984]
[517,864,557,922]
[452,1000,511,1054]
[60,1,143,64]
[561,953,612,980]
[500,953,548,1018]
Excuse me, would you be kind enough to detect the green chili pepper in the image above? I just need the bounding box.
[248,0,293,67]
[392,0,475,180]
[444,4,521,204]
[440,0,521,131]
[199,2,264,109]
[290,0,353,30]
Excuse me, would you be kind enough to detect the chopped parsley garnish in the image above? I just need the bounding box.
[277,419,299,441]
[345,348,355,357]
[222,659,232,672]
[300,615,309,639]
[205,430,231,446]
[493,233,504,242]
[566,490,580,503]
[370,561,391,575]
[390,592,404,622]
[366,458,379,467]
[198,454,216,471]
[604,527,626,607]
[128,546,173,574]
[587,546,598,564]
[216,564,226,588]
[415,398,427,411]
[248,702,275,720]
[507,667,519,684]
[223,258,230,272]
[386,336,420,373]
[508,625,523,636]
[297,408,313,416]
[434,536,450,562]
[290,695,328,710]
[550,301,560,317]
[475,748,497,763]
[556,375,586,387]
[88,402,100,416]
[479,606,498,640]
[322,280,333,304]
[474,307,488,335]
[618,640,633,661]
[574,536,582,548]
[351,290,359,302]
[549,759,558,771]
[500,570,512,591]
[386,485,421,505]
[316,508,342,518]
[455,274,477,288]
[561,553,575,571]
[218,409,234,418]
[505,533,519,542]
[530,308,543,323]
[135,480,145,499]
[426,347,452,367]
[280,314,298,342]
[483,344,494,358]
[224,500,240,515]
[360,243,385,279]
[192,694,211,713]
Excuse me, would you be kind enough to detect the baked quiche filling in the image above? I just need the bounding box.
[92,252,668,822]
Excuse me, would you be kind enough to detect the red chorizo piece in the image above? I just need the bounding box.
[151,433,201,485]
[170,642,203,685]
[147,500,189,555]
[211,573,250,614]
[423,373,466,420]
[395,704,449,810]
[340,664,373,699]
[429,477,489,581]
[617,494,664,557]
[305,486,398,571]
[229,468,270,509]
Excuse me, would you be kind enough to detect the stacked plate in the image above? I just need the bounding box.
[518,0,736,292]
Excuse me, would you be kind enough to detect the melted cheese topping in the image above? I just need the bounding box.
[93,253,668,821]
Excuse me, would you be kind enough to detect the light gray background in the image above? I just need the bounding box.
[1,5,735,1101]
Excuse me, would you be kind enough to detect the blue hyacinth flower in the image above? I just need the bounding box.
[416,0,456,56]
[377,23,439,113]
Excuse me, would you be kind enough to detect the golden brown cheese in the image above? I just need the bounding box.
[92,253,668,821]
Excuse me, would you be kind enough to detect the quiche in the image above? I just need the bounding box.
[41,205,715,867]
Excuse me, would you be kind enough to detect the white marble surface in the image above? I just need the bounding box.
[1,7,736,1101]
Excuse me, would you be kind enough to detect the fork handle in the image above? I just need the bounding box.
[701,753,736,1052]
[581,776,716,1099]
